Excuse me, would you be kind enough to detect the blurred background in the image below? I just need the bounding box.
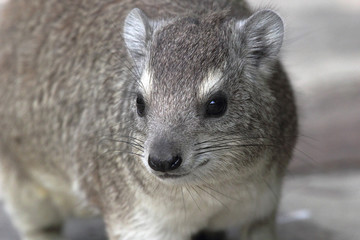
[0,0,359,239]
[251,0,360,239]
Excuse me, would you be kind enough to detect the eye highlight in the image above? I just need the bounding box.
[136,94,146,117]
[205,92,227,118]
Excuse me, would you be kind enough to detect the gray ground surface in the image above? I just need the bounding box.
[1,0,360,239]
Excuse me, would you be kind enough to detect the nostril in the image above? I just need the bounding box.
[148,156,162,172]
[148,155,182,172]
[169,155,182,170]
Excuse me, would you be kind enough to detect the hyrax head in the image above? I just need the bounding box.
[123,8,284,183]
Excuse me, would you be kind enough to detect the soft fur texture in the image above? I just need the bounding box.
[0,0,297,240]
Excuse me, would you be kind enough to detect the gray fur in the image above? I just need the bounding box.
[0,0,297,240]
[124,8,152,72]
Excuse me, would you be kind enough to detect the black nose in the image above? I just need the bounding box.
[148,155,182,172]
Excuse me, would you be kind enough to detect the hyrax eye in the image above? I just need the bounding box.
[205,93,227,118]
[136,94,146,117]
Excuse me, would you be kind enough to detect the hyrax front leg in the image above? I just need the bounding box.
[239,215,277,240]
[225,213,277,240]
[1,156,66,240]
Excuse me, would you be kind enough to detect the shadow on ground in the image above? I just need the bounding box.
[0,213,342,240]
[65,219,339,240]
[63,219,338,240]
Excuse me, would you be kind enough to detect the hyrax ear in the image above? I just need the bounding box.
[237,10,284,68]
[123,8,152,72]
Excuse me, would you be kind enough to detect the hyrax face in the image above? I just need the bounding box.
[123,9,284,184]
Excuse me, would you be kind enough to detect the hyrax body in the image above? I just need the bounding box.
[0,0,297,239]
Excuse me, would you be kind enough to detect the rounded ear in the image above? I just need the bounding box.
[123,8,152,72]
[236,10,284,67]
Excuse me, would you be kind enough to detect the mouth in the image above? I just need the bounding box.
[155,159,210,180]
[157,173,189,179]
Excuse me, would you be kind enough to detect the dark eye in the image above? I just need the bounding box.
[136,95,146,117]
[205,93,227,118]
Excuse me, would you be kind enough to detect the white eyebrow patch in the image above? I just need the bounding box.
[199,70,224,98]
[139,68,152,94]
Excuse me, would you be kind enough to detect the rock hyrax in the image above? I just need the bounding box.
[0,0,297,239]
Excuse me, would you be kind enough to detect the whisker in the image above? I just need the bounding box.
[195,144,277,157]
[96,149,144,159]
[111,150,144,158]
[153,182,161,193]
[180,186,187,219]
[100,134,145,144]
[194,134,301,147]
[194,140,274,151]
[97,135,145,150]
[99,137,144,150]
[195,185,229,211]
[190,185,204,205]
[293,147,319,166]
[263,178,279,206]
[185,182,201,211]
[194,135,272,146]
[297,134,319,142]
[102,139,144,152]
[200,182,240,202]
